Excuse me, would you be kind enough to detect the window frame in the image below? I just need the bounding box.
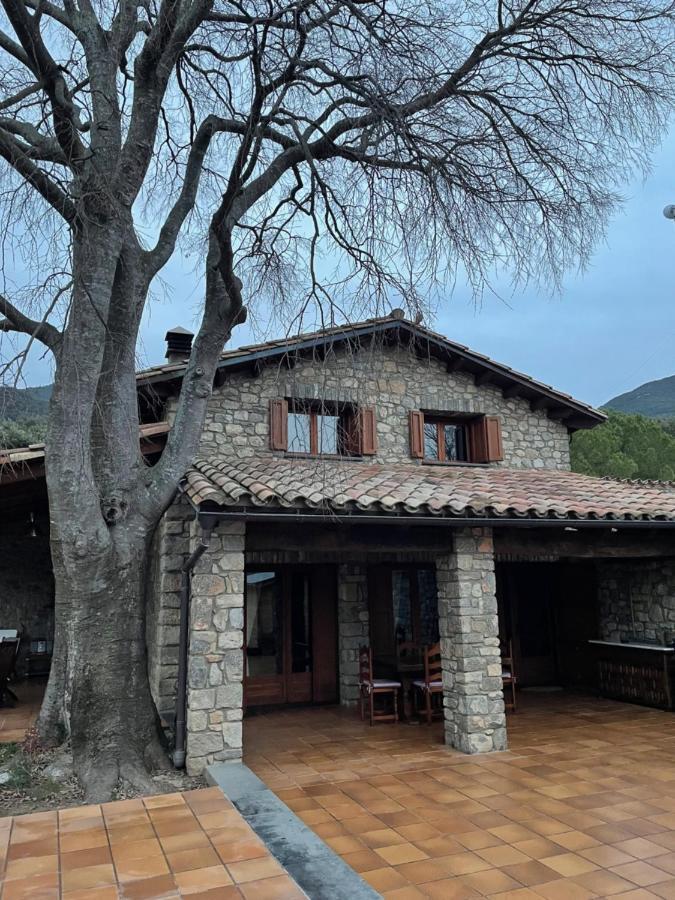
[286,399,351,458]
[423,415,471,463]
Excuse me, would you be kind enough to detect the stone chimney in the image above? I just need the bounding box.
[165,326,194,363]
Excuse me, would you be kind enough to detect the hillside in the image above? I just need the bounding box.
[606,375,675,418]
[0,384,51,449]
[0,384,52,420]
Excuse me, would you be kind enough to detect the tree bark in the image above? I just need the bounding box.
[38,517,167,801]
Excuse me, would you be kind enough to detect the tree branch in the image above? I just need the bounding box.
[0,292,61,350]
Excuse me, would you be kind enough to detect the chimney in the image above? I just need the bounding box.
[165,326,194,363]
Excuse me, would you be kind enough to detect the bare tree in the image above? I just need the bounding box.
[0,0,673,799]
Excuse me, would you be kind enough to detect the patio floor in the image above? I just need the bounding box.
[244,693,675,898]
[0,787,305,899]
[0,680,43,743]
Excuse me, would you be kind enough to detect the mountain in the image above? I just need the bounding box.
[0,384,52,421]
[606,375,675,418]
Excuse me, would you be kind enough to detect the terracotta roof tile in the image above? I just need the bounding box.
[182,456,675,523]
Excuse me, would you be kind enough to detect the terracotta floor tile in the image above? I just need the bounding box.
[418,878,482,899]
[550,831,600,852]
[651,878,675,899]
[166,845,221,872]
[413,835,465,857]
[111,836,164,863]
[533,879,598,899]
[60,846,113,870]
[501,859,562,886]
[119,873,180,899]
[476,844,532,867]
[461,867,524,894]
[609,860,673,886]
[359,827,409,848]
[4,853,58,880]
[174,864,234,893]
[214,837,269,864]
[226,855,287,884]
[61,887,119,900]
[115,853,171,883]
[613,837,670,859]
[512,837,567,860]
[1,872,60,900]
[60,863,117,892]
[375,842,429,865]
[436,850,493,876]
[572,867,638,895]
[362,866,410,891]
[59,828,109,853]
[539,852,599,877]
[396,858,453,884]
[579,843,637,867]
[238,874,307,899]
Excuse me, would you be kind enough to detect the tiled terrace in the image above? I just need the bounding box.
[245,694,675,898]
[0,787,305,899]
[0,681,43,743]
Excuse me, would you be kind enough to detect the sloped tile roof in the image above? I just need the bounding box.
[137,314,604,428]
[183,457,675,523]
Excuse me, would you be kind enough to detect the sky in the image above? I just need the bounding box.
[20,127,675,410]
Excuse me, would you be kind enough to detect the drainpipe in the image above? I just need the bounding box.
[173,520,215,768]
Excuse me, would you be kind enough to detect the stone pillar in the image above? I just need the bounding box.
[337,564,369,705]
[437,527,507,754]
[185,521,245,776]
[146,496,191,716]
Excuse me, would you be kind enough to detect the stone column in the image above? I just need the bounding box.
[337,564,369,705]
[185,521,245,776]
[146,496,191,716]
[437,527,507,754]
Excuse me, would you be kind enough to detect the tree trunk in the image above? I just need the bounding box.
[37,517,168,802]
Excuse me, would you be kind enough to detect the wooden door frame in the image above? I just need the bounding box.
[244,563,338,708]
[368,562,437,657]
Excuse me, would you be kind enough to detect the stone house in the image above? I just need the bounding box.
[4,313,675,774]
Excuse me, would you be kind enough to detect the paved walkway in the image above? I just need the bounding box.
[245,694,675,899]
[0,787,305,899]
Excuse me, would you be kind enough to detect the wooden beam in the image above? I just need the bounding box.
[474,371,493,387]
[495,529,675,560]
[502,383,522,400]
[446,355,464,373]
[547,407,573,422]
[530,397,550,412]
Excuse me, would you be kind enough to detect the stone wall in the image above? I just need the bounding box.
[168,339,571,470]
[597,559,675,644]
[146,495,192,715]
[436,527,507,754]
[185,521,245,776]
[0,517,53,677]
[337,564,369,705]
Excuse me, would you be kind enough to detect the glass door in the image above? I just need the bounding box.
[245,567,328,707]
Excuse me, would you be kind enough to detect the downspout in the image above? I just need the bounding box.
[173,520,215,768]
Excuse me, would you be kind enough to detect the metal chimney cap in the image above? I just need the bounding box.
[164,325,194,339]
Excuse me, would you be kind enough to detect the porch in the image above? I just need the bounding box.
[244,693,675,897]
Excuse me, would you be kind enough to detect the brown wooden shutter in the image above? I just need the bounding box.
[269,398,288,450]
[484,415,504,462]
[468,416,503,463]
[409,410,425,458]
[359,407,377,455]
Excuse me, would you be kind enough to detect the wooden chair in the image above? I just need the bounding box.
[412,641,444,725]
[0,639,19,707]
[358,646,401,725]
[501,639,517,712]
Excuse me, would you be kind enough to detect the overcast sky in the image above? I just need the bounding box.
[21,128,675,410]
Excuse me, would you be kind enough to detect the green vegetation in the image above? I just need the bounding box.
[0,384,51,449]
[571,410,675,481]
[0,417,47,449]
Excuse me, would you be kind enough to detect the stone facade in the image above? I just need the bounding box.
[337,564,369,705]
[436,528,507,754]
[185,521,245,776]
[597,559,675,645]
[168,339,571,470]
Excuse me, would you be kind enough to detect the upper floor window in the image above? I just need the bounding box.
[410,410,503,464]
[270,398,377,457]
[423,417,469,462]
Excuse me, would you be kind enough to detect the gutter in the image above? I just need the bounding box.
[192,507,675,531]
[172,520,216,769]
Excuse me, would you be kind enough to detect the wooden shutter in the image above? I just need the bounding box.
[359,407,377,455]
[485,415,504,462]
[269,398,288,450]
[469,416,503,463]
[409,410,425,458]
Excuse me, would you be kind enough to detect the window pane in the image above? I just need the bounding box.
[288,412,311,453]
[424,422,438,459]
[290,573,312,673]
[442,424,468,461]
[318,414,339,455]
[392,570,413,645]
[417,569,440,646]
[245,571,282,677]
